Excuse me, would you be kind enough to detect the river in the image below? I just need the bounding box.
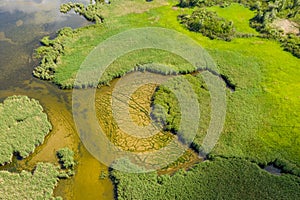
[0,1,114,199]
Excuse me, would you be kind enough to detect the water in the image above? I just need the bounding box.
[0,1,114,199]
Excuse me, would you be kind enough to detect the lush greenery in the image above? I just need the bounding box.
[32,0,300,198]
[178,0,300,57]
[0,163,61,199]
[0,95,52,165]
[151,74,211,148]
[56,147,75,178]
[250,0,300,58]
[33,27,74,81]
[178,8,236,41]
[60,0,104,24]
[111,157,300,200]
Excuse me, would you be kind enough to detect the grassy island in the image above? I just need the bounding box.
[0,95,52,165]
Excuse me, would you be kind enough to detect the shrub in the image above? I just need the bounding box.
[178,8,236,41]
[56,147,75,169]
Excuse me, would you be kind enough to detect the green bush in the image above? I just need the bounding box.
[178,8,236,41]
[0,163,60,199]
[57,147,75,169]
[0,95,52,165]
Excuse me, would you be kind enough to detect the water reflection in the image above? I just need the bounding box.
[0,0,89,90]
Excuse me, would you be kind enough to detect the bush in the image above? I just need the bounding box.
[178,8,236,41]
[56,147,75,169]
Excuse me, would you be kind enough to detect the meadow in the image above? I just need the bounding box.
[31,0,300,199]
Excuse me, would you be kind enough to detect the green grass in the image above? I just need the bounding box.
[36,0,300,170]
[111,157,300,200]
[33,0,300,198]
[207,3,258,34]
[0,95,52,165]
[0,163,61,199]
[151,74,211,150]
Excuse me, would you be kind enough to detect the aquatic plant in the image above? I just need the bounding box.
[111,157,300,200]
[0,163,60,199]
[0,95,52,165]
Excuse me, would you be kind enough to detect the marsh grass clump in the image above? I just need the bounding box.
[56,147,75,178]
[0,95,52,165]
[60,0,104,24]
[0,162,61,199]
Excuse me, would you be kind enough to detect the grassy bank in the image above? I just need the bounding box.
[111,157,300,200]
[0,163,60,199]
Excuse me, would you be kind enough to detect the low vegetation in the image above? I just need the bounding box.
[31,0,300,199]
[151,74,211,149]
[178,8,236,41]
[110,157,300,200]
[56,147,75,178]
[60,0,104,24]
[178,0,300,58]
[0,95,52,165]
[0,163,61,199]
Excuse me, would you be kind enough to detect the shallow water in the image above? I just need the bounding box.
[0,1,114,199]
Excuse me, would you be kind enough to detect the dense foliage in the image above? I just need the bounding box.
[178,8,236,41]
[0,163,61,199]
[60,0,104,23]
[56,147,75,178]
[111,157,300,200]
[178,0,300,58]
[0,95,52,165]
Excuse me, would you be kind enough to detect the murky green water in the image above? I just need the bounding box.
[0,1,114,199]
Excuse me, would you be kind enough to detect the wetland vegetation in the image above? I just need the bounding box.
[1,0,299,199]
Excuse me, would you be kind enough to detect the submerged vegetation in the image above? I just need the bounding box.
[0,95,52,165]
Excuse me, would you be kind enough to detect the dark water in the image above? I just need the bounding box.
[0,1,114,199]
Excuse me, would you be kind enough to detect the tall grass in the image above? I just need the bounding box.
[110,157,300,200]
[0,96,52,165]
[0,163,61,199]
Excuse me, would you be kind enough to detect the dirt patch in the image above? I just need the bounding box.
[272,19,300,35]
